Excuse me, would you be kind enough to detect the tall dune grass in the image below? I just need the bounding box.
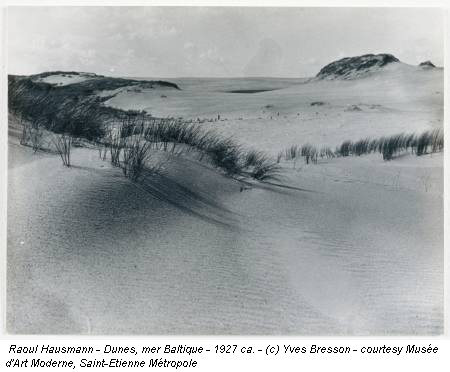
[103,114,281,182]
[121,133,153,182]
[356,129,444,160]
[338,140,352,157]
[319,146,335,159]
[52,133,72,167]
[280,128,443,165]
[281,143,320,165]
[284,145,300,161]
[243,150,282,181]
[10,77,280,181]
[20,121,44,153]
[301,144,318,164]
[351,138,371,156]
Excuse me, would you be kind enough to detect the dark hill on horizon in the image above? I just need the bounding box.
[9,71,180,91]
[316,54,400,80]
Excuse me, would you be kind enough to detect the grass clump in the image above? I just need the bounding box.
[338,140,352,157]
[333,129,443,160]
[278,144,319,165]
[301,144,318,164]
[243,150,281,181]
[351,138,370,156]
[279,128,443,165]
[52,133,72,167]
[102,113,282,182]
[121,133,153,182]
[319,146,335,159]
[21,121,44,153]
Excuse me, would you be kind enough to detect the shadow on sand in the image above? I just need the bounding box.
[134,169,238,229]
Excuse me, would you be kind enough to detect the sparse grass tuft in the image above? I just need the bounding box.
[52,133,72,167]
[284,144,300,161]
[301,144,318,164]
[121,133,152,182]
[20,121,44,153]
[319,146,335,159]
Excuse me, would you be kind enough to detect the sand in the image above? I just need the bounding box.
[7,63,443,334]
[7,139,443,335]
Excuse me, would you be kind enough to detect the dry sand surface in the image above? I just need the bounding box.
[8,138,443,334]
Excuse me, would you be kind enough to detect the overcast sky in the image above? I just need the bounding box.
[8,6,444,78]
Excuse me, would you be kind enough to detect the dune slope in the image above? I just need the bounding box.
[7,139,442,334]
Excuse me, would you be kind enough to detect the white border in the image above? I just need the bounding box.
[0,0,448,359]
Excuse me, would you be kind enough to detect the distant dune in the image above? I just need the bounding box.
[316,53,441,80]
[316,53,400,80]
[29,70,180,89]
[96,54,443,155]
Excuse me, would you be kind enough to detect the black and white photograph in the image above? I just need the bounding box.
[5,5,444,335]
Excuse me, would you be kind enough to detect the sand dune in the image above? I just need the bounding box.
[103,63,443,155]
[7,57,443,334]
[8,136,442,334]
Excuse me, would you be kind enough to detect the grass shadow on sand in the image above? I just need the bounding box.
[134,169,238,229]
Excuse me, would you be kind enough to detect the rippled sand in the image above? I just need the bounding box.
[7,140,443,334]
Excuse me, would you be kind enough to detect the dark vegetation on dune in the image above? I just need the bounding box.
[419,61,436,68]
[29,71,181,90]
[8,73,280,182]
[279,129,444,166]
[316,53,399,79]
